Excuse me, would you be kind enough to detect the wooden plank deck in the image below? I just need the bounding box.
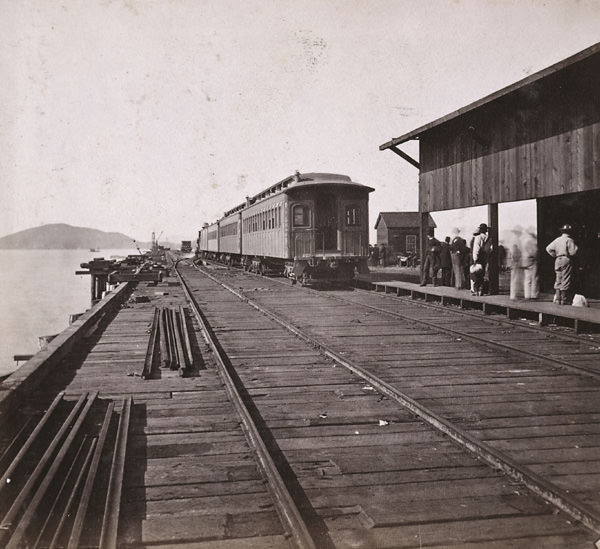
[371,279,600,332]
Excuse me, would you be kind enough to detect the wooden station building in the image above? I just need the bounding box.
[380,42,600,296]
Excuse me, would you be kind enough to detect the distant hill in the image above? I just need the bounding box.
[0,223,141,250]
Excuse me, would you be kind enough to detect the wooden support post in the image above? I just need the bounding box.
[488,203,499,295]
[539,312,549,326]
[91,274,97,303]
[99,275,107,299]
[483,303,492,315]
[420,211,429,284]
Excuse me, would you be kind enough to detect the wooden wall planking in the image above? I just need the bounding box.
[419,121,600,212]
[417,51,600,212]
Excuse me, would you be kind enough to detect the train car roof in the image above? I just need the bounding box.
[222,172,373,217]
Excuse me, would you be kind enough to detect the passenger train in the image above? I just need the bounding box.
[197,172,374,284]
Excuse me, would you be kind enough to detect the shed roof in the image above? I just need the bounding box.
[375,212,436,230]
[380,41,600,150]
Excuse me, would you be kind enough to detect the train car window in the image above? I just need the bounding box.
[345,206,361,226]
[293,205,310,227]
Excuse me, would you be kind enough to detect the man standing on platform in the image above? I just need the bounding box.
[546,224,578,305]
[472,223,493,295]
[450,228,467,289]
[420,229,441,286]
[440,237,452,286]
[522,226,539,300]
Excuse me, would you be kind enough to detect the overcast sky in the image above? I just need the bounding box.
[1,0,599,244]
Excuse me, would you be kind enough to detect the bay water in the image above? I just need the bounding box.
[0,249,137,377]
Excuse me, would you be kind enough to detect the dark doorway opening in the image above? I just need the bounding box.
[315,193,338,251]
[538,189,600,297]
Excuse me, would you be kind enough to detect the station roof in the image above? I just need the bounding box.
[375,212,436,230]
[379,41,600,151]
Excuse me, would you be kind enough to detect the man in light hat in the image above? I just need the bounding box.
[546,224,578,305]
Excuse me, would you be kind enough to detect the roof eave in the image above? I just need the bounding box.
[379,40,600,151]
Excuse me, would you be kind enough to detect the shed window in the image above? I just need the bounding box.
[406,235,417,254]
[345,205,361,226]
[293,205,310,227]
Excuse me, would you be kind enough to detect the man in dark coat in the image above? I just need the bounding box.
[440,236,452,286]
[420,229,442,286]
[450,228,468,289]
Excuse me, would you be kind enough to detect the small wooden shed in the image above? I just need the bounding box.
[375,212,436,258]
[380,42,600,296]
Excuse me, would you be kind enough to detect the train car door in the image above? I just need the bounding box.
[315,193,338,252]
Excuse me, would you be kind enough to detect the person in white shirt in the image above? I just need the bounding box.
[546,224,578,305]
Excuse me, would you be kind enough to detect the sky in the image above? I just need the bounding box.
[1,0,599,245]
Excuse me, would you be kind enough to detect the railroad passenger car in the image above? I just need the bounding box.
[205,222,219,257]
[197,172,373,283]
[218,212,242,264]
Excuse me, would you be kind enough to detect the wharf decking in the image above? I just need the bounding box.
[6,278,290,547]
[366,278,600,333]
[1,262,600,547]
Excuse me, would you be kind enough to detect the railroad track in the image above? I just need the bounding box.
[175,259,600,547]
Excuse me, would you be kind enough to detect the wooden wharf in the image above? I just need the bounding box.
[1,257,600,547]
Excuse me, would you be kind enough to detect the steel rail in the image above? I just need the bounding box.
[188,263,600,536]
[171,308,187,373]
[142,307,160,379]
[5,391,98,549]
[175,263,318,549]
[158,307,169,368]
[354,282,600,345]
[179,305,195,367]
[49,437,97,549]
[68,401,115,549]
[0,391,65,494]
[228,265,600,382]
[0,392,89,544]
[32,436,88,547]
[315,286,600,382]
[99,396,132,549]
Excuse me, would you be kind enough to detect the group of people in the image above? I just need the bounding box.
[420,223,497,296]
[368,243,387,267]
[419,221,584,305]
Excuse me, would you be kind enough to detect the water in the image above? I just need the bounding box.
[0,249,137,377]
